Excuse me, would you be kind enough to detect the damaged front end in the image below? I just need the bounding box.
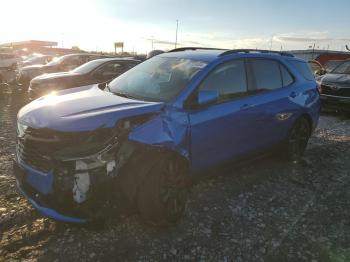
[14,120,138,222]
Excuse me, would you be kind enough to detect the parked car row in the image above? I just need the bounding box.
[28,57,140,99]
[16,53,112,85]
[4,45,349,225]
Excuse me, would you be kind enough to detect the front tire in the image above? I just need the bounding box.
[285,117,311,161]
[137,153,189,225]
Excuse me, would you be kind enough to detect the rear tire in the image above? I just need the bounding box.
[137,153,189,225]
[284,117,311,161]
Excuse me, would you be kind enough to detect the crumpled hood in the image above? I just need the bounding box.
[18,85,164,132]
[31,72,80,83]
[320,73,350,86]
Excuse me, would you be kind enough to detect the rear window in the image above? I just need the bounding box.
[290,60,315,80]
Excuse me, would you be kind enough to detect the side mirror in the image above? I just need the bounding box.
[198,90,219,106]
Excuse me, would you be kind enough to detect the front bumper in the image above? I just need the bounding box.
[14,160,88,223]
[320,94,350,112]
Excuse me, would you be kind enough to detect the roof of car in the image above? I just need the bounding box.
[159,48,300,63]
[160,49,225,62]
[91,57,141,63]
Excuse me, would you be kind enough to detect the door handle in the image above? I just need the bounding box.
[289,91,298,98]
[240,104,254,111]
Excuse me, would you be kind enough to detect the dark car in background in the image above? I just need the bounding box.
[0,53,21,69]
[19,54,55,67]
[318,59,350,112]
[28,58,140,99]
[16,53,109,85]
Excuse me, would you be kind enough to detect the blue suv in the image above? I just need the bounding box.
[14,48,320,224]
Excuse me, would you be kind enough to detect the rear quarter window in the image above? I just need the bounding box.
[290,60,315,81]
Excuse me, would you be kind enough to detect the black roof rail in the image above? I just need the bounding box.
[219,49,294,57]
[168,47,227,53]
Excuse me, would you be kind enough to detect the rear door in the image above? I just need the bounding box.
[245,58,297,148]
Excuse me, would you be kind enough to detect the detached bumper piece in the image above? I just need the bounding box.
[13,161,87,223]
[13,125,135,223]
[13,155,118,223]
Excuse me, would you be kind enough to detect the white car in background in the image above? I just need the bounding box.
[0,53,21,69]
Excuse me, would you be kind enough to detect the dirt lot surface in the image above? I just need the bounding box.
[1,85,350,261]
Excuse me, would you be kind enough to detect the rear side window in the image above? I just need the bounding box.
[251,59,282,90]
[99,62,125,74]
[290,60,315,80]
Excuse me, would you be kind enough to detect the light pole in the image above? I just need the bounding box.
[175,20,179,48]
[150,35,155,51]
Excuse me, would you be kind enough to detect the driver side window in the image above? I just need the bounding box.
[97,62,124,75]
[199,59,247,103]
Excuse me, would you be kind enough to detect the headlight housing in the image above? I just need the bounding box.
[17,122,28,137]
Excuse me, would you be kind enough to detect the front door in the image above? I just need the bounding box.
[189,59,261,172]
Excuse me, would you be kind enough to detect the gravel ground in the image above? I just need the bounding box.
[1,85,350,261]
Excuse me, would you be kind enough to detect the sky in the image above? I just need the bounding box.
[0,0,350,54]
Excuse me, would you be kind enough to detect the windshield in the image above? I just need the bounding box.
[332,60,350,74]
[47,56,66,66]
[108,56,208,102]
[72,59,105,74]
[324,60,342,72]
[25,56,41,63]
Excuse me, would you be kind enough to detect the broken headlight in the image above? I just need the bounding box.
[74,144,117,173]
[62,142,118,204]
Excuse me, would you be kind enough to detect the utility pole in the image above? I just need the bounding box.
[175,20,179,48]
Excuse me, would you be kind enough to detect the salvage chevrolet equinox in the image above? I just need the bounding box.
[14,48,320,224]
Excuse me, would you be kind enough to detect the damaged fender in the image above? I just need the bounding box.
[128,107,191,160]
[117,107,191,207]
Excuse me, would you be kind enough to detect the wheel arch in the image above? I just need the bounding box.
[299,113,313,135]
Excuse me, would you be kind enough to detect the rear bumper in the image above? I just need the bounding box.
[320,94,350,112]
[13,160,87,223]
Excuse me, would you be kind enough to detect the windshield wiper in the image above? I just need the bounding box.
[112,91,136,100]
[104,83,112,92]
[104,84,138,100]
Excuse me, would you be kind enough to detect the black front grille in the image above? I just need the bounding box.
[16,127,114,172]
[18,138,53,173]
[321,84,350,97]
